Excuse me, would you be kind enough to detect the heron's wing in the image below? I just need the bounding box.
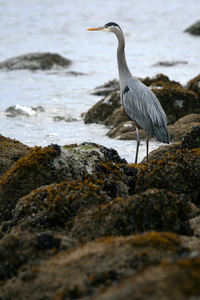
[122,78,170,143]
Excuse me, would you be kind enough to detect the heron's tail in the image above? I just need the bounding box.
[153,124,170,144]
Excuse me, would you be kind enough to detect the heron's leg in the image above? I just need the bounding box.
[135,126,140,164]
[146,132,149,163]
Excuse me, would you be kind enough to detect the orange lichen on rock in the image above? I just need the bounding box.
[136,149,200,201]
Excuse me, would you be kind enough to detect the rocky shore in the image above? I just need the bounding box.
[0,118,200,299]
[0,52,200,299]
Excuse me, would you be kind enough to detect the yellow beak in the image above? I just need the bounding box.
[87,27,103,31]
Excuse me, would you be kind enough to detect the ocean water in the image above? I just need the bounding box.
[0,0,199,163]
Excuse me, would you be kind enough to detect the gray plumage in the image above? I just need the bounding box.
[87,22,170,163]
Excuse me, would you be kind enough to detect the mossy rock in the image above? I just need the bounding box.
[84,91,121,124]
[146,142,181,163]
[104,106,129,127]
[0,142,137,227]
[0,135,31,179]
[181,124,200,149]
[168,114,200,142]
[151,85,199,124]
[0,145,60,223]
[0,232,193,299]
[141,73,182,88]
[4,178,110,232]
[70,188,192,241]
[136,149,200,204]
[1,160,137,234]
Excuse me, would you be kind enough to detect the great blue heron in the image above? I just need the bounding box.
[87,22,170,164]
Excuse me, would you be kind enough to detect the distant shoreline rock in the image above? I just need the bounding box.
[184,19,200,35]
[0,52,72,70]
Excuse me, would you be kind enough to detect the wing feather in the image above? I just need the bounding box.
[122,78,170,143]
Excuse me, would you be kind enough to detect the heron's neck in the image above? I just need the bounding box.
[116,32,132,81]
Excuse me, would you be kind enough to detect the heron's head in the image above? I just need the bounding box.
[87,22,122,34]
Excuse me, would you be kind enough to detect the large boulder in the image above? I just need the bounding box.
[0,52,72,70]
[0,142,137,225]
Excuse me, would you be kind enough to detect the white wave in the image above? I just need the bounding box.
[5,105,44,117]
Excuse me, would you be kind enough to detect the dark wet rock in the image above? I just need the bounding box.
[152,61,188,67]
[1,232,199,300]
[0,52,72,70]
[0,135,31,179]
[184,20,200,35]
[180,124,200,149]
[136,148,200,204]
[36,232,61,250]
